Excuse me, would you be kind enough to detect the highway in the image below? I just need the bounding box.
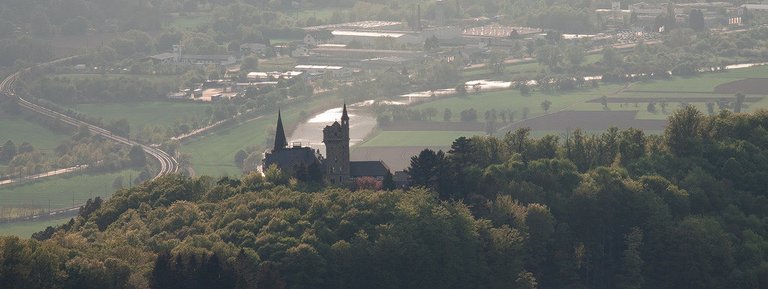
[1,60,178,182]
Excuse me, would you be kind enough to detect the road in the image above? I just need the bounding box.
[1,59,179,223]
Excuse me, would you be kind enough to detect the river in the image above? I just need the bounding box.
[287,103,377,157]
[291,62,768,162]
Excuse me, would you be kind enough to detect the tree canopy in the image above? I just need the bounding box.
[4,109,768,289]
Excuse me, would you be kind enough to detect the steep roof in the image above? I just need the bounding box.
[264,147,321,174]
[350,161,390,178]
[342,103,349,122]
[274,110,288,151]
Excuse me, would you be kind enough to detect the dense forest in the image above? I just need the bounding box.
[2,106,768,289]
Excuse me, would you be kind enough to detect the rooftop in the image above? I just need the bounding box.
[304,21,403,31]
[462,25,543,37]
[295,65,344,70]
[247,71,304,79]
[742,4,768,10]
[317,44,348,48]
[332,30,405,38]
[350,161,390,177]
[310,47,423,55]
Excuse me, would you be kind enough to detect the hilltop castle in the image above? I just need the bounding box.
[263,104,390,186]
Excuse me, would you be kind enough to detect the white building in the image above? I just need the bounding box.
[330,30,422,46]
[148,45,237,67]
[247,71,304,81]
[294,65,352,79]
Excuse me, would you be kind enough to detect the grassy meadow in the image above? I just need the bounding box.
[259,57,298,71]
[176,63,768,175]
[0,117,70,152]
[71,101,213,138]
[181,115,277,177]
[166,12,213,30]
[295,7,347,22]
[368,64,768,151]
[625,65,768,92]
[0,167,143,236]
[181,94,341,176]
[413,83,626,122]
[0,168,143,210]
[359,131,485,147]
[461,54,603,80]
[0,216,73,237]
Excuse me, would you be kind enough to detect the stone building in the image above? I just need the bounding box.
[322,105,351,185]
[262,110,323,178]
[263,104,390,187]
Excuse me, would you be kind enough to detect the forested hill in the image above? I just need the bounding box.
[3,106,768,289]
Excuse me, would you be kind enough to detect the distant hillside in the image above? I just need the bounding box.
[3,106,768,289]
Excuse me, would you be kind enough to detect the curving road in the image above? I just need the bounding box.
[1,62,178,181]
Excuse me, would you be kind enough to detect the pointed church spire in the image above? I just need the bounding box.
[274,110,288,151]
[341,102,349,122]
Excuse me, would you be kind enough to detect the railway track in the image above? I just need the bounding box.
[0,57,179,222]
[0,60,178,222]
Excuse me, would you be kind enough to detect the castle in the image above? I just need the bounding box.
[263,104,390,186]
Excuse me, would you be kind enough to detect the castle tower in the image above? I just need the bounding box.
[323,103,350,185]
[274,109,288,151]
[341,102,350,130]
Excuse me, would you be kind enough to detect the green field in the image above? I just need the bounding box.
[626,65,768,92]
[462,61,540,79]
[296,7,347,22]
[421,64,768,125]
[181,94,340,176]
[166,12,213,29]
[359,131,484,147]
[0,168,142,211]
[0,216,72,237]
[0,116,70,152]
[181,115,277,177]
[361,64,768,151]
[71,101,212,138]
[462,54,603,80]
[413,84,625,122]
[567,101,700,120]
[259,57,298,71]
